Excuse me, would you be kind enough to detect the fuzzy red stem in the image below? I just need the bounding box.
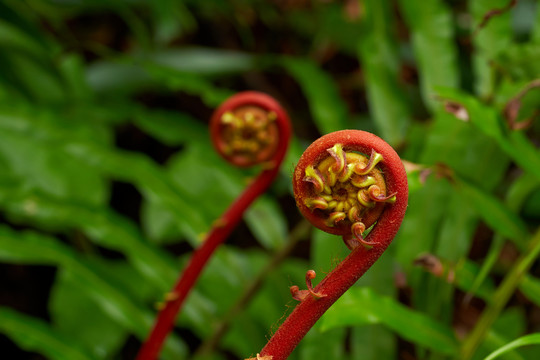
[258,130,408,360]
[137,92,291,360]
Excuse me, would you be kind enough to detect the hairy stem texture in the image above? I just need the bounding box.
[137,92,291,360]
[256,130,408,360]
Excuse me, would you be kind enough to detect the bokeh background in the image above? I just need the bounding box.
[0,0,540,359]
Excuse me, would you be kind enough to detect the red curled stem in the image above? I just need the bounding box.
[137,92,291,360]
[256,130,408,360]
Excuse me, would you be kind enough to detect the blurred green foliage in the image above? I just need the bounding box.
[0,0,539,359]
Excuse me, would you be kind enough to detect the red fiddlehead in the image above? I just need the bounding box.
[249,130,408,360]
[137,91,291,360]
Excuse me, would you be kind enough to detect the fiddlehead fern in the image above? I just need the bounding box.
[138,91,291,360]
[248,130,408,360]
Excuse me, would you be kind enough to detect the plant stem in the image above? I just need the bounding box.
[460,227,540,360]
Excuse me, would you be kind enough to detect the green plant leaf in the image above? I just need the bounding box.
[0,185,179,289]
[478,308,530,360]
[394,176,451,270]
[469,0,513,96]
[67,141,209,243]
[421,109,509,189]
[533,2,540,43]
[133,108,207,146]
[358,0,411,145]
[0,51,65,102]
[58,54,93,101]
[147,47,256,75]
[49,269,128,359]
[0,19,49,57]
[280,57,349,134]
[492,308,527,346]
[142,141,242,244]
[179,246,308,357]
[484,333,540,360]
[224,256,309,357]
[293,2,364,55]
[467,172,540,303]
[320,287,459,355]
[0,307,97,360]
[397,0,459,110]
[456,178,529,249]
[496,43,540,80]
[0,102,109,206]
[349,245,397,358]
[85,61,154,95]
[144,63,235,106]
[0,130,107,206]
[435,87,540,182]
[454,260,496,302]
[299,328,346,360]
[0,101,211,243]
[245,196,288,249]
[519,275,540,308]
[435,191,480,262]
[86,53,238,106]
[350,325,395,360]
[311,229,348,276]
[143,140,287,249]
[0,225,186,359]
[148,0,195,44]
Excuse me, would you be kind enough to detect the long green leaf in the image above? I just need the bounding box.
[469,0,513,96]
[351,325,395,360]
[467,172,540,302]
[394,176,450,270]
[0,126,107,207]
[148,0,196,44]
[0,19,49,57]
[86,55,237,106]
[456,178,529,249]
[454,260,496,302]
[147,47,256,75]
[484,333,540,360]
[0,187,178,290]
[245,196,288,250]
[1,51,66,102]
[496,43,540,80]
[320,287,458,355]
[300,328,346,360]
[533,2,540,42]
[133,108,207,146]
[397,0,459,110]
[0,226,186,359]
[352,246,397,358]
[50,269,129,359]
[519,275,540,308]
[64,140,208,243]
[359,0,411,145]
[0,307,97,360]
[0,103,209,243]
[435,87,540,181]
[280,57,349,134]
[144,140,287,249]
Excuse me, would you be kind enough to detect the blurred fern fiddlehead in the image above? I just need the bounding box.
[248,130,408,360]
[137,91,292,360]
